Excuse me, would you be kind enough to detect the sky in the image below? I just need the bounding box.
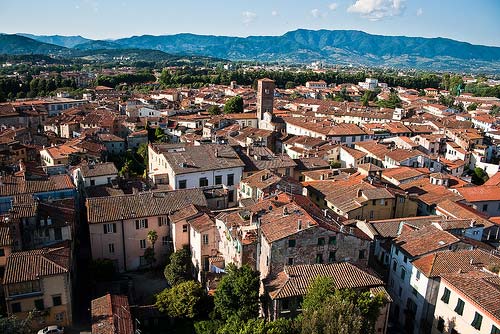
[1,0,499,46]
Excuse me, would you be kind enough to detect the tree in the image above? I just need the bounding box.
[285,81,297,89]
[471,167,489,185]
[490,105,500,116]
[154,127,166,142]
[155,281,205,319]
[223,96,244,114]
[467,102,478,111]
[300,276,386,334]
[164,247,192,286]
[0,314,32,334]
[213,264,260,321]
[377,91,402,109]
[207,105,222,115]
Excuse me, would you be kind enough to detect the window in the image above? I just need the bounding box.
[108,243,115,253]
[369,210,374,219]
[52,295,62,307]
[317,237,325,246]
[471,312,483,330]
[329,251,336,263]
[398,287,402,297]
[228,190,234,202]
[11,302,21,313]
[380,199,385,205]
[90,179,95,186]
[441,288,450,304]
[140,239,146,249]
[359,249,365,259]
[454,298,464,315]
[288,258,294,265]
[158,216,168,227]
[392,261,397,272]
[483,204,488,212]
[215,175,222,185]
[162,236,169,245]
[372,199,377,206]
[0,248,4,257]
[178,180,187,189]
[416,271,421,280]
[395,248,399,255]
[492,325,500,334]
[135,219,148,229]
[202,234,209,245]
[281,299,290,311]
[315,253,323,264]
[400,268,406,280]
[103,223,117,234]
[34,299,45,311]
[403,255,407,263]
[182,224,188,233]
[227,174,234,186]
[328,236,337,245]
[437,317,445,333]
[199,177,208,187]
[288,239,296,247]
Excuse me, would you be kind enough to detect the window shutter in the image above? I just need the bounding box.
[158,217,162,227]
[112,223,117,233]
[136,220,139,229]
[145,220,148,228]
[103,224,108,234]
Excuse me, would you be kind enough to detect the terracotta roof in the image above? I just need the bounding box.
[87,189,207,223]
[399,178,463,206]
[241,169,282,190]
[412,249,500,277]
[0,175,74,197]
[3,246,70,284]
[78,162,118,178]
[0,223,12,247]
[265,262,384,299]
[440,270,500,321]
[153,143,245,175]
[436,199,493,228]
[457,186,500,202]
[368,215,440,238]
[91,294,134,334]
[382,166,427,182]
[394,225,460,258]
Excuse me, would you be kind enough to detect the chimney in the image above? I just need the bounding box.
[297,219,302,231]
[215,148,218,158]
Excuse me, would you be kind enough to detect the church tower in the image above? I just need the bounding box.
[256,78,275,129]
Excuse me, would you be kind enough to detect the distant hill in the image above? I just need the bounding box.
[2,30,500,73]
[0,34,68,55]
[17,33,90,48]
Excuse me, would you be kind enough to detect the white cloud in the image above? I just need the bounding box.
[311,8,327,18]
[328,3,338,11]
[416,8,423,16]
[271,10,279,16]
[347,0,405,20]
[242,11,257,24]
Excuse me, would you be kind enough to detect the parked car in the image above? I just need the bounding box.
[37,325,64,334]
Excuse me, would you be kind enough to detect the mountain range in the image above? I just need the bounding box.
[2,30,500,73]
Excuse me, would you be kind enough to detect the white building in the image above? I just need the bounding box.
[148,143,245,205]
[71,162,118,188]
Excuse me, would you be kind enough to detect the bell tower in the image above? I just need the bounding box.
[256,78,275,129]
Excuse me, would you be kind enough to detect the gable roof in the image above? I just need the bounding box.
[394,225,460,258]
[91,294,134,334]
[3,246,70,284]
[265,262,384,299]
[86,189,207,223]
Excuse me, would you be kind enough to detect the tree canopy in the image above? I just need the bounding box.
[213,264,260,321]
[155,280,205,319]
[164,247,193,286]
[223,96,244,114]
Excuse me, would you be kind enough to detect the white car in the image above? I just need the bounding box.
[37,325,64,334]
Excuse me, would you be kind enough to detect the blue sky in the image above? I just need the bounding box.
[1,0,499,46]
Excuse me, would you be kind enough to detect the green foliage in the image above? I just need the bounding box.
[164,248,193,286]
[377,91,402,108]
[213,264,260,321]
[207,105,222,115]
[467,102,478,111]
[223,95,244,114]
[89,259,116,282]
[0,314,33,334]
[154,127,166,142]
[464,83,500,99]
[490,105,500,116]
[194,320,224,334]
[301,276,386,334]
[438,94,455,108]
[334,87,352,102]
[143,247,156,267]
[96,71,156,88]
[215,317,298,334]
[441,74,464,96]
[471,167,489,185]
[155,281,205,319]
[302,276,336,310]
[285,81,297,89]
[360,89,379,106]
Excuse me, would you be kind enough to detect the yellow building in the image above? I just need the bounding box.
[2,245,72,330]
